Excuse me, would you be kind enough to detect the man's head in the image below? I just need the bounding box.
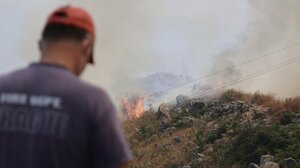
[39,5,95,75]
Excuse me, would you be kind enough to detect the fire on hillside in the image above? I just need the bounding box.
[121,94,145,119]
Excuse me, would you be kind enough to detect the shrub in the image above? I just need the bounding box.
[195,130,206,151]
[137,125,155,140]
[222,124,300,167]
[251,91,275,105]
[195,122,229,150]
[284,97,300,112]
[280,112,295,125]
[123,111,160,142]
[220,89,251,103]
[206,124,227,143]
[250,91,286,118]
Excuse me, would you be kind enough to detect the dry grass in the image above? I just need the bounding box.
[123,110,198,168]
[219,89,252,103]
[220,89,300,120]
[284,97,300,112]
[123,89,300,167]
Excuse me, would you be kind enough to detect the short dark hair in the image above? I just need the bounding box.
[42,23,88,42]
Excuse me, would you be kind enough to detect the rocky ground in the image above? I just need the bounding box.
[123,90,300,168]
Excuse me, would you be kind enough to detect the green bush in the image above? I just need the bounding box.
[221,124,300,167]
[280,112,295,125]
[206,125,226,144]
[137,125,155,140]
[195,122,229,151]
[195,130,206,151]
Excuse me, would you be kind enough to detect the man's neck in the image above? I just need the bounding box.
[39,41,83,76]
[40,55,78,75]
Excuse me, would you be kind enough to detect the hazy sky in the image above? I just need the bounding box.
[0,0,300,98]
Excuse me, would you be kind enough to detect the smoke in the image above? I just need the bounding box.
[208,0,300,97]
[0,1,32,74]
[1,0,300,99]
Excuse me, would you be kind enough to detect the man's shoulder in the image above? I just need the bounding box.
[77,81,111,101]
[75,81,115,119]
[0,66,110,101]
[0,67,28,84]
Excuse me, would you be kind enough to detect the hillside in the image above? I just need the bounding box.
[123,90,300,168]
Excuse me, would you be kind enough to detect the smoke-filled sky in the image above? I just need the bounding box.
[0,0,300,98]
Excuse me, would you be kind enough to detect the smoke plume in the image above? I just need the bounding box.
[1,0,300,100]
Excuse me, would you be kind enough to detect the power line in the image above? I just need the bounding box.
[147,41,300,98]
[188,57,300,98]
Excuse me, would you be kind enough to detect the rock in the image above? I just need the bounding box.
[157,103,171,122]
[182,166,190,168]
[190,100,206,110]
[227,129,234,134]
[253,110,264,120]
[211,107,223,118]
[215,138,223,144]
[185,108,191,112]
[284,157,298,165]
[211,101,250,117]
[159,120,167,131]
[206,121,219,130]
[249,163,259,168]
[206,146,214,153]
[183,116,196,123]
[292,117,300,124]
[235,101,249,113]
[175,116,195,127]
[164,127,176,134]
[241,120,252,129]
[176,120,183,125]
[197,158,204,162]
[252,106,268,120]
[197,153,205,159]
[173,136,181,143]
[280,157,298,168]
[174,107,183,113]
[261,162,279,168]
[260,155,274,165]
[225,101,249,114]
[207,101,216,108]
[176,95,191,106]
[206,121,214,127]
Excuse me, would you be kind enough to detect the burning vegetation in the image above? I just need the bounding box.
[121,94,145,119]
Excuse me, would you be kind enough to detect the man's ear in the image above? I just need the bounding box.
[81,38,93,61]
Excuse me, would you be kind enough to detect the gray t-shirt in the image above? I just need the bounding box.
[0,63,131,168]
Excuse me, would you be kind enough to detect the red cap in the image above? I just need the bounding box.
[46,5,95,64]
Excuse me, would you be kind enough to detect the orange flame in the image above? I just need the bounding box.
[121,95,145,119]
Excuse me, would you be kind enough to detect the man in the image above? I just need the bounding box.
[0,5,131,168]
